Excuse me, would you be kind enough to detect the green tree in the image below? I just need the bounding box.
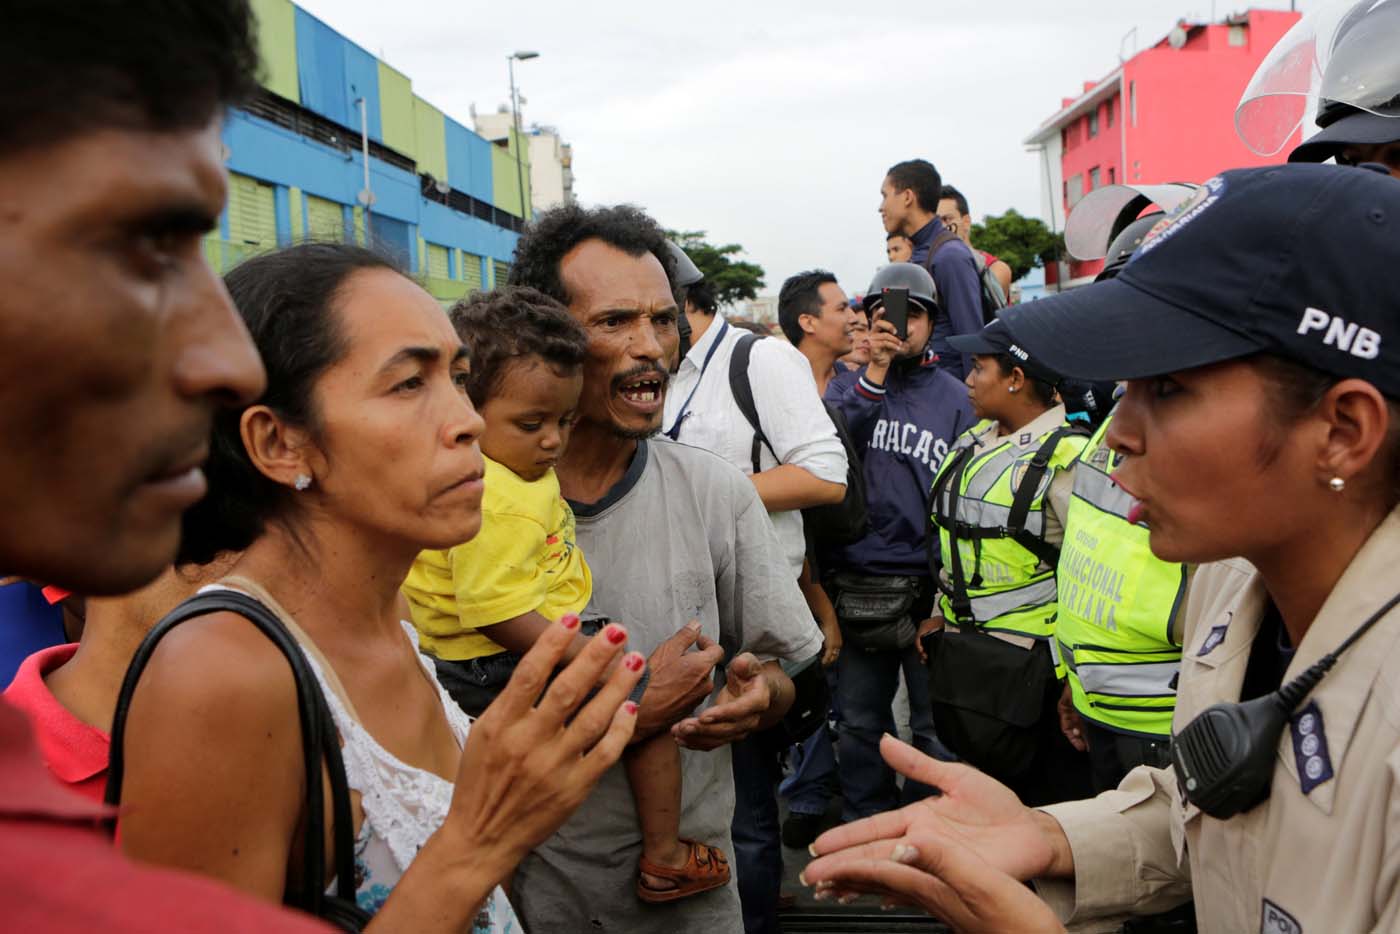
[969,209,1063,283]
[667,230,766,307]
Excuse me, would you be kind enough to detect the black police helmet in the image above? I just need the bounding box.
[1097,212,1165,283]
[666,241,704,289]
[864,262,938,314]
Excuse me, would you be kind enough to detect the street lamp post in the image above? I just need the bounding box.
[507,50,539,225]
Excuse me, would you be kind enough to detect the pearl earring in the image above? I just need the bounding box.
[294,474,312,491]
[1328,476,1346,493]
[1008,387,1019,394]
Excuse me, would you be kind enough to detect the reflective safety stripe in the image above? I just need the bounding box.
[1072,463,1137,522]
[953,498,1046,538]
[963,442,1014,500]
[969,577,1057,621]
[1076,660,1181,698]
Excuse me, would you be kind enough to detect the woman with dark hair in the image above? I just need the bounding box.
[803,165,1400,933]
[112,242,645,930]
[924,317,1092,807]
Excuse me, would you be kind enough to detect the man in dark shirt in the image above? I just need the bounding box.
[878,159,985,380]
[823,265,973,820]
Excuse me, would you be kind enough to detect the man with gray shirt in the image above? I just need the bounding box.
[508,205,822,932]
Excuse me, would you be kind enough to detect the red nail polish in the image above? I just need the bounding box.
[624,701,639,716]
[625,652,644,672]
[560,614,580,630]
[605,625,627,645]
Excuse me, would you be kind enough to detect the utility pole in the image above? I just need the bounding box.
[507,51,539,224]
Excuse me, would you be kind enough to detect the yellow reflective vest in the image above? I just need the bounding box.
[1056,416,1186,738]
[929,416,1086,642]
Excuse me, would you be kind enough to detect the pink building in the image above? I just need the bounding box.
[1024,9,1301,287]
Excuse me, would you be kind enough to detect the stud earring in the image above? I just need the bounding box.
[1328,476,1346,493]
[294,474,312,491]
[1008,386,1019,394]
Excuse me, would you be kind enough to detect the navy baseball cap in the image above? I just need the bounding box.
[999,164,1400,398]
[948,318,1064,386]
[1291,106,1400,164]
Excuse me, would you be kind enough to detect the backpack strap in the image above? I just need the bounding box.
[728,333,779,474]
[105,590,366,925]
[919,227,962,278]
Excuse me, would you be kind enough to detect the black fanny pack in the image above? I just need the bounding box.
[924,623,1054,779]
[831,573,919,652]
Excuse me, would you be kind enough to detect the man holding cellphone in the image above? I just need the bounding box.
[820,263,972,820]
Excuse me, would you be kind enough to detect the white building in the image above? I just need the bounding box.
[473,108,575,212]
[526,126,575,211]
[743,295,778,326]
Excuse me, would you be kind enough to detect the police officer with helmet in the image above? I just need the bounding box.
[1288,0,1400,176]
[1237,0,1400,177]
[803,163,1400,934]
[924,318,1093,808]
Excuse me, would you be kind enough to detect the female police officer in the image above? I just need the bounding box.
[925,319,1093,807]
[801,163,1400,933]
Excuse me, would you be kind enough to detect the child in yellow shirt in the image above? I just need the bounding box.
[404,288,729,903]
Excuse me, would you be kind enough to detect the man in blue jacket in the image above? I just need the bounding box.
[878,159,985,381]
[823,262,973,819]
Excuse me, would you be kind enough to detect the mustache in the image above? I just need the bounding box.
[610,363,670,394]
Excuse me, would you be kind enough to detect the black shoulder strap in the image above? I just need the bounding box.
[728,333,779,474]
[105,591,364,924]
[1005,427,1078,567]
[928,442,980,621]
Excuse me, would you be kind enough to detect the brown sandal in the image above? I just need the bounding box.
[636,840,732,903]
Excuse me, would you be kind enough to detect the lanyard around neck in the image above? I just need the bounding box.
[664,320,729,441]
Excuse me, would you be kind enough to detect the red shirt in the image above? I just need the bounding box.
[0,698,332,932]
[2,643,108,800]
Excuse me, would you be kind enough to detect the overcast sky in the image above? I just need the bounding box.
[299,0,1316,300]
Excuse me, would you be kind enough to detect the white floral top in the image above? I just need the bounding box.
[302,620,519,931]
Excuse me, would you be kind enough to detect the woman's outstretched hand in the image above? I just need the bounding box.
[437,614,643,879]
[806,827,1065,933]
[804,734,1072,882]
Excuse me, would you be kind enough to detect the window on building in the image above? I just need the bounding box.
[1130,80,1138,127]
[306,195,345,242]
[1107,97,1115,128]
[1229,25,1246,47]
[1088,167,1100,191]
[461,252,484,292]
[1067,174,1084,208]
[1108,166,1117,184]
[1088,110,1099,138]
[426,243,450,280]
[1062,126,1071,150]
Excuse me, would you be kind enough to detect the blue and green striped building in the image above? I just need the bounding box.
[210,0,530,303]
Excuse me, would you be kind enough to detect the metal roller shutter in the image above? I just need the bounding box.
[226,173,276,251]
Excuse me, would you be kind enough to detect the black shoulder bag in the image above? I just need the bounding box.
[922,429,1078,780]
[105,591,371,932]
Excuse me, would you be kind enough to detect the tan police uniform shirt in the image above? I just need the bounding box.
[1035,506,1400,934]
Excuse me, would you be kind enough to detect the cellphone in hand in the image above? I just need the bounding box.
[880,287,910,341]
